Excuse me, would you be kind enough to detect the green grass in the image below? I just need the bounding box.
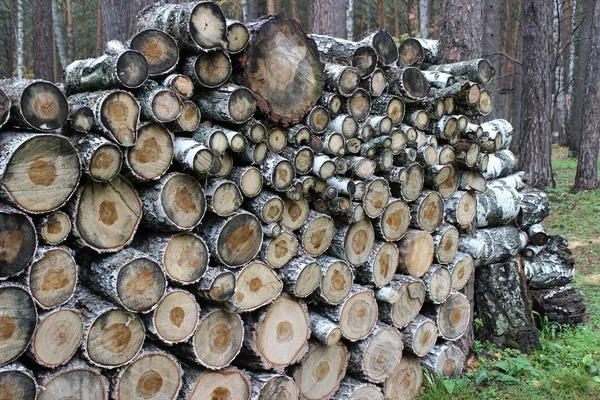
[417,146,600,400]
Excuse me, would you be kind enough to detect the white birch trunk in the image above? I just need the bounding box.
[52,0,68,69]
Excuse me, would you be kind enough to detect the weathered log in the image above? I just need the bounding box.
[34,211,70,247]
[428,58,495,83]
[524,250,575,290]
[328,218,375,267]
[239,294,310,372]
[247,191,284,226]
[409,190,444,233]
[204,178,243,217]
[459,226,522,266]
[422,264,452,304]
[320,285,378,341]
[0,87,10,130]
[360,68,387,97]
[67,103,94,133]
[444,190,476,227]
[80,247,166,313]
[377,275,426,329]
[123,122,174,182]
[324,63,361,97]
[298,210,335,257]
[142,288,199,345]
[311,255,354,305]
[63,46,148,94]
[383,353,423,400]
[396,229,434,277]
[162,74,194,99]
[446,252,474,291]
[422,342,465,377]
[179,367,251,400]
[319,91,345,116]
[423,290,471,341]
[384,66,431,100]
[370,94,405,125]
[134,80,182,123]
[415,145,437,167]
[69,132,122,182]
[531,286,586,325]
[200,210,263,267]
[476,182,521,227]
[165,100,200,133]
[67,175,142,253]
[193,83,256,124]
[23,246,77,310]
[359,29,398,65]
[310,34,378,78]
[0,203,36,280]
[347,322,403,383]
[458,168,487,193]
[392,163,424,203]
[402,314,437,356]
[373,198,410,242]
[138,172,205,232]
[292,341,348,400]
[482,149,517,180]
[398,37,439,65]
[527,223,550,246]
[0,362,37,400]
[137,1,228,51]
[128,29,179,78]
[226,260,282,312]
[0,284,37,366]
[422,70,456,88]
[332,377,384,400]
[281,255,322,298]
[0,133,80,213]
[345,88,371,121]
[248,372,298,400]
[69,90,139,146]
[280,198,310,231]
[432,223,459,265]
[328,114,358,139]
[192,266,235,302]
[173,137,214,175]
[261,153,296,192]
[480,119,513,150]
[226,19,249,54]
[405,109,430,130]
[517,189,551,229]
[475,261,540,353]
[36,359,109,400]
[309,313,342,346]
[355,241,399,288]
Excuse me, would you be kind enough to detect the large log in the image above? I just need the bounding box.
[384,67,431,100]
[248,372,299,400]
[423,290,471,341]
[332,377,384,400]
[383,353,423,400]
[373,197,410,241]
[0,203,36,280]
[281,255,322,298]
[327,218,375,267]
[396,229,434,277]
[422,342,465,377]
[0,283,37,366]
[444,190,476,227]
[0,133,81,214]
[313,255,354,305]
[482,149,517,180]
[355,241,399,288]
[428,58,495,84]
[476,182,521,227]
[123,122,174,182]
[292,341,348,400]
[409,190,444,233]
[459,226,521,266]
[129,29,179,76]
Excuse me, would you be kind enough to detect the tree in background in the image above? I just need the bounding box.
[312,0,346,38]
[518,0,555,188]
[439,0,482,63]
[33,0,54,80]
[573,0,600,192]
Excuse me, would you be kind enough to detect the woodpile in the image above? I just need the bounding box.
[0,2,580,400]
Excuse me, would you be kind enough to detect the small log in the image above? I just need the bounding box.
[322,129,346,156]
[333,377,384,400]
[370,94,405,125]
[346,156,376,180]
[319,91,344,116]
[226,19,250,54]
[69,132,122,182]
[262,153,296,192]
[292,341,348,400]
[360,67,387,97]
[0,362,36,399]
[279,255,320,299]
[244,16,324,125]
[422,264,452,304]
[63,47,148,94]
[453,140,480,168]
[0,203,36,280]
[422,70,456,88]
[123,122,174,182]
[304,105,330,134]
[345,88,371,121]
[67,103,94,133]
[476,182,521,227]
[0,133,81,213]
[320,284,378,341]
[137,1,228,51]
[299,210,335,257]
[459,226,521,266]
[390,128,408,154]
[166,100,201,133]
[107,345,183,400]
[458,169,487,193]
[475,261,540,353]
[386,166,408,184]
[286,124,312,147]
[240,294,310,372]
[129,29,179,77]
[247,190,284,225]
[27,308,83,369]
[409,190,444,233]
[179,367,250,400]
[528,223,550,246]
[69,90,139,146]
[480,119,513,150]
[405,109,430,130]
[475,152,490,172]
[435,163,459,200]
[394,163,425,203]
[373,198,410,242]
[415,146,437,167]
[310,313,342,346]
[328,218,375,267]
[310,34,378,78]
[35,211,70,246]
[80,247,166,313]
[384,66,431,100]
[432,223,459,264]
[227,166,262,198]
[24,246,77,310]
[422,343,465,377]
[205,178,243,217]
[173,137,214,175]
[482,149,517,180]
[134,81,182,123]
[398,37,439,65]
[423,290,471,341]
[162,74,194,100]
[517,189,551,229]
[355,241,399,288]
[138,172,206,231]
[265,126,287,154]
[226,260,283,312]
[312,255,354,305]
[377,275,426,329]
[446,253,474,292]
[200,210,263,267]
[361,177,389,219]
[444,190,476,227]
[324,63,360,96]
[328,114,358,139]
[192,266,235,302]
[436,145,456,165]
[36,359,108,400]
[142,288,199,345]
[396,229,434,277]
[383,353,423,400]
[402,314,437,356]
[428,58,495,83]
[0,284,37,366]
[173,305,244,370]
[193,83,255,124]
[67,175,142,253]
[248,372,299,400]
[347,322,403,383]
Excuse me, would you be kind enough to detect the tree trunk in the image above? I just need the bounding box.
[439,0,483,63]
[312,0,346,38]
[518,0,555,188]
[101,0,134,46]
[33,0,54,80]
[16,0,23,78]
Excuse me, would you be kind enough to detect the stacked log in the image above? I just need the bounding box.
[0,3,580,400]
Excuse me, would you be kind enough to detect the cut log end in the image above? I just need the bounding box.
[90,142,122,182]
[383,353,423,400]
[0,365,37,400]
[28,248,77,309]
[130,29,179,76]
[213,212,263,267]
[293,342,348,400]
[37,364,108,400]
[184,369,250,400]
[0,285,37,366]
[20,81,69,131]
[0,207,36,279]
[32,309,84,368]
[68,105,94,132]
[100,91,139,147]
[39,211,71,245]
[190,308,243,368]
[115,50,149,88]
[397,229,434,278]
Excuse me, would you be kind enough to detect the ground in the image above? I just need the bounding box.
[417,146,600,400]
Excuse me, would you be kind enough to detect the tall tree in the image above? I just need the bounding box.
[573,0,600,192]
[17,0,24,78]
[246,0,259,21]
[394,0,400,38]
[66,0,74,62]
[101,0,134,46]
[439,0,483,63]
[419,0,431,38]
[52,0,68,70]
[346,0,353,40]
[377,0,385,29]
[312,0,346,38]
[267,0,275,14]
[518,0,555,188]
[33,0,54,80]
[482,0,501,120]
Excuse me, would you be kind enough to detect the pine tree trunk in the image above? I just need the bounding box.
[439,0,483,63]
[33,0,54,80]
[312,0,346,38]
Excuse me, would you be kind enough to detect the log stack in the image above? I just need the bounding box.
[0,2,581,400]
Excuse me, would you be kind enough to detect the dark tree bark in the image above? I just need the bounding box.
[482,0,501,120]
[573,0,600,192]
[569,0,594,154]
[312,0,346,38]
[101,0,134,46]
[377,0,385,29]
[33,0,54,80]
[518,0,555,188]
[439,0,483,63]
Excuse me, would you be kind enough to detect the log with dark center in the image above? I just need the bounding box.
[310,34,379,78]
[181,51,232,89]
[129,29,179,77]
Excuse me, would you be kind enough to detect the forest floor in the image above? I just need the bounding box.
[417,146,600,400]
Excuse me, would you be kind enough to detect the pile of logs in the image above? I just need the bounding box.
[0,2,580,400]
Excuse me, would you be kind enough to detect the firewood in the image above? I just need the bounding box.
[384,66,431,100]
[382,354,423,400]
[137,2,228,51]
[134,80,182,123]
[299,210,335,257]
[262,153,296,192]
[192,266,235,303]
[458,168,487,192]
[324,63,361,97]
[423,290,471,341]
[194,84,255,124]
[36,359,108,400]
[265,126,287,154]
[373,198,410,241]
[409,190,444,233]
[355,241,399,288]
[459,226,522,266]
[292,341,348,400]
[309,313,342,346]
[312,255,354,305]
[332,377,385,400]
[319,91,345,116]
[0,203,36,280]
[286,124,312,147]
[482,149,517,180]
[179,367,251,400]
[123,122,174,181]
[328,114,358,139]
[310,34,378,78]
[428,58,495,84]
[281,255,322,298]
[69,90,139,147]
[517,189,551,229]
[405,109,430,130]
[476,182,521,227]
[0,362,37,399]
[370,94,405,125]
[227,260,283,312]
[69,132,122,182]
[422,342,465,377]
[390,128,408,154]
[0,283,37,366]
[402,314,437,356]
[143,288,199,345]
[34,211,70,247]
[204,179,243,217]
[422,70,457,88]
[280,198,310,231]
[328,218,375,267]
[416,146,437,167]
[377,275,426,329]
[247,191,284,225]
[226,19,250,54]
[67,103,94,133]
[345,88,371,121]
[360,68,387,97]
[432,223,459,264]
[527,224,550,246]
[396,229,434,277]
[359,29,399,66]
[162,74,194,99]
[422,264,452,304]
[397,37,437,66]
[444,190,476,227]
